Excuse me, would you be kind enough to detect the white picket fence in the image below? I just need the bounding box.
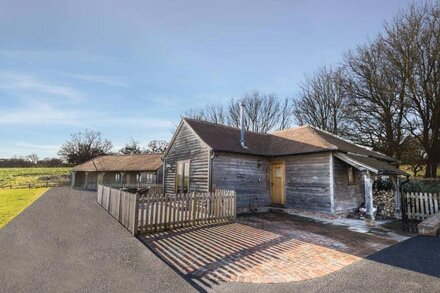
[97,185,236,235]
[404,192,440,220]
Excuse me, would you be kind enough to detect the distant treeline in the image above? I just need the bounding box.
[0,157,71,168]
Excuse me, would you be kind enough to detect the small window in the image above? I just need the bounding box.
[176,160,190,193]
[348,167,355,185]
[136,173,142,183]
[115,173,122,183]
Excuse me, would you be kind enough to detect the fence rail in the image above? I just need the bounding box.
[138,190,236,234]
[97,185,236,235]
[404,192,440,220]
[103,183,163,190]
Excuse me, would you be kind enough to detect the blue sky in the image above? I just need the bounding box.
[0,0,412,158]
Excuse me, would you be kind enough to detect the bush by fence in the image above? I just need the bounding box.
[402,179,440,193]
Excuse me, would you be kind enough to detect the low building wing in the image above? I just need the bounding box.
[72,154,163,172]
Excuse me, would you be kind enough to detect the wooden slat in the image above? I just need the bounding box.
[96,185,236,235]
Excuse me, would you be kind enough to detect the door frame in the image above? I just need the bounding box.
[270,160,286,206]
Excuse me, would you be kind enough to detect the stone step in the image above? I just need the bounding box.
[418,213,440,236]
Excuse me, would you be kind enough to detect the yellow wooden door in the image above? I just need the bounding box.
[271,162,285,205]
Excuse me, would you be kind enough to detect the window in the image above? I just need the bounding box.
[115,173,122,183]
[348,167,355,185]
[176,160,190,193]
[136,172,155,183]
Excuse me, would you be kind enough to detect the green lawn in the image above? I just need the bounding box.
[0,188,48,228]
[0,167,71,188]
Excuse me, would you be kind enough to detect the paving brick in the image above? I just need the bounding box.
[142,213,397,285]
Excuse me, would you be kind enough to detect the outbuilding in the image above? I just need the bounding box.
[71,154,163,190]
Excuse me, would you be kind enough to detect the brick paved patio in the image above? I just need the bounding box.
[142,213,398,286]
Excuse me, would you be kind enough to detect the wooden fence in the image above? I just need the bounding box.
[103,183,163,192]
[97,185,139,234]
[138,190,236,234]
[1,181,69,189]
[97,185,236,235]
[404,192,440,220]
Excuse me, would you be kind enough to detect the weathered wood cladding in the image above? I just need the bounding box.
[164,123,210,193]
[283,152,332,212]
[333,157,364,212]
[211,152,271,208]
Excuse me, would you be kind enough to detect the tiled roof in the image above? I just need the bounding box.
[72,154,163,172]
[184,118,396,162]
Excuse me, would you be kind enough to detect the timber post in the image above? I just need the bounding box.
[363,171,375,226]
[70,172,76,188]
[84,172,89,189]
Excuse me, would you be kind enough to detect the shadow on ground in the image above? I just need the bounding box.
[141,212,402,289]
[367,235,440,278]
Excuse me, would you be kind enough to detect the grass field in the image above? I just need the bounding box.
[0,188,48,228]
[0,167,71,188]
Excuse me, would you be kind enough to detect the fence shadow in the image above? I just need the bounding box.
[366,235,440,278]
[139,213,395,289]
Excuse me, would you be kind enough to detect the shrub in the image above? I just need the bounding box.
[402,179,440,193]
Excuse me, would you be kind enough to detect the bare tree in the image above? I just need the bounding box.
[228,90,281,133]
[185,90,285,134]
[58,129,113,164]
[293,66,349,135]
[383,1,440,176]
[26,153,39,165]
[400,136,426,177]
[119,138,143,155]
[278,98,293,130]
[343,37,410,160]
[145,140,168,154]
[185,104,227,124]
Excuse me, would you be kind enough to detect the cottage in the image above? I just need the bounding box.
[163,118,407,222]
[71,154,163,190]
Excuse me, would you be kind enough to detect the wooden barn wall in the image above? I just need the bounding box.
[212,152,271,208]
[283,152,332,212]
[164,123,210,193]
[333,157,364,212]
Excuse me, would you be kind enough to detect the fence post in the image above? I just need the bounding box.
[132,193,140,236]
[191,192,197,225]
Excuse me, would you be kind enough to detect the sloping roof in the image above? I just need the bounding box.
[72,154,163,172]
[334,153,408,176]
[183,118,396,162]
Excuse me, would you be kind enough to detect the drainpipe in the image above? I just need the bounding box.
[240,102,246,148]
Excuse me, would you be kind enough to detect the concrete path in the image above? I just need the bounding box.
[0,187,196,293]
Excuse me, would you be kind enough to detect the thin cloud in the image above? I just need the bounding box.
[62,73,128,87]
[0,103,174,129]
[0,72,85,102]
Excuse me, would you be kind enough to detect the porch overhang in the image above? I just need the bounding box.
[333,152,408,176]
